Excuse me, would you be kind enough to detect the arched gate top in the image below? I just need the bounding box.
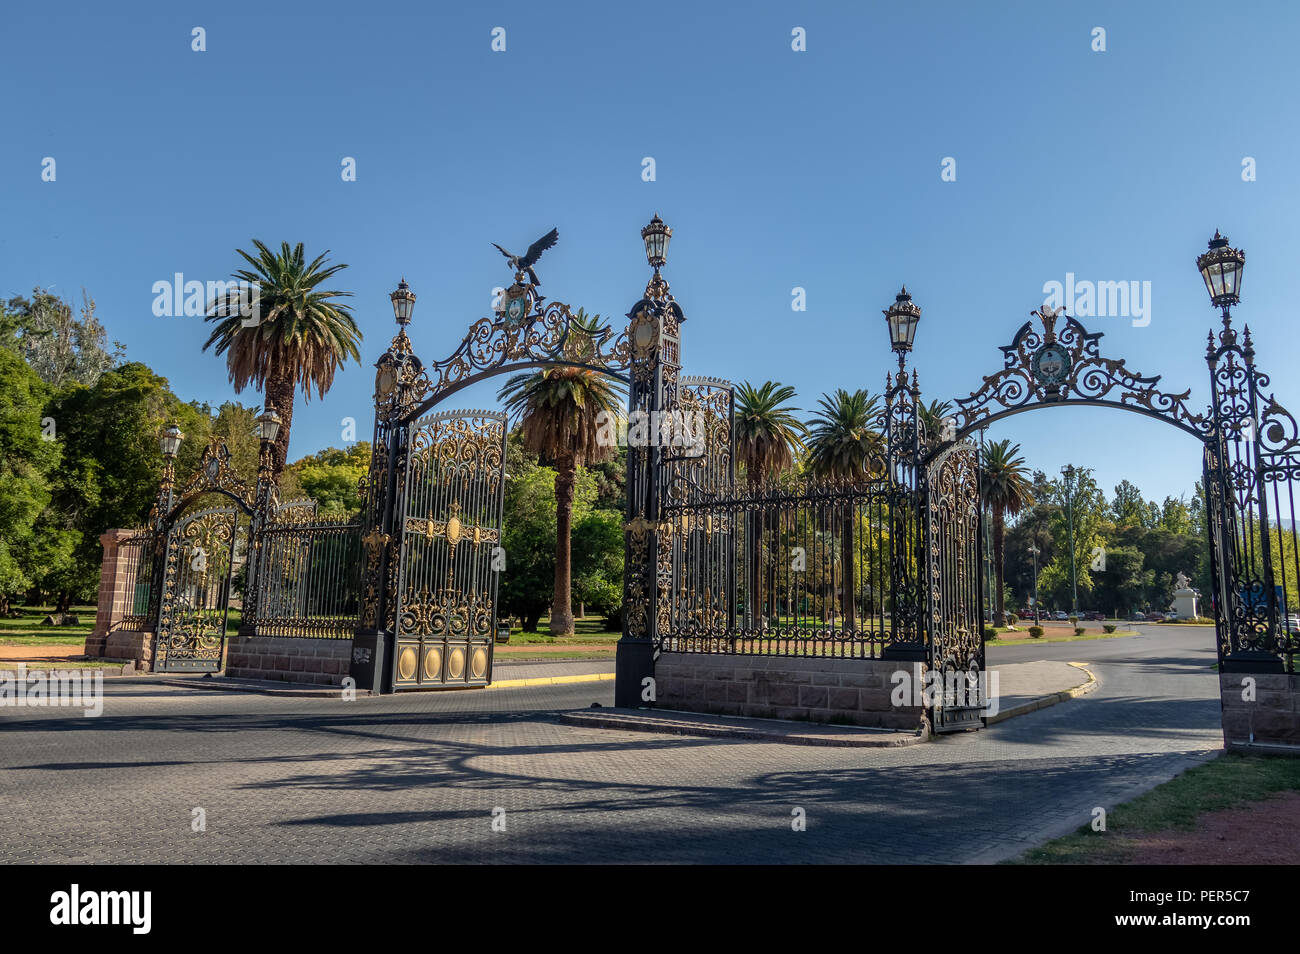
[948,306,1212,444]
[385,279,633,423]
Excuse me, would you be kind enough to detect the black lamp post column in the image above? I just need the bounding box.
[351,280,421,693]
[144,424,186,633]
[240,408,282,636]
[1198,232,1282,671]
[615,215,682,708]
[882,288,927,661]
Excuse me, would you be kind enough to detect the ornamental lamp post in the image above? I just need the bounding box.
[256,406,282,478]
[257,407,282,444]
[884,286,921,372]
[641,213,671,270]
[390,277,417,326]
[1029,543,1041,623]
[159,423,184,459]
[157,423,184,516]
[1196,230,1245,323]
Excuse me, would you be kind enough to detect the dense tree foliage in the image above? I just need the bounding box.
[4,288,124,388]
[1003,468,1211,617]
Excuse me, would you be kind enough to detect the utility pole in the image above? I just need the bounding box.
[1062,464,1079,615]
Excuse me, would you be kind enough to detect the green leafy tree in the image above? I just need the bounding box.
[42,363,212,606]
[0,347,68,612]
[202,240,361,483]
[1157,495,1194,535]
[5,288,124,388]
[497,439,597,632]
[288,442,370,516]
[1112,479,1159,528]
[498,321,626,636]
[1088,545,1150,616]
[1043,466,1107,611]
[572,509,624,627]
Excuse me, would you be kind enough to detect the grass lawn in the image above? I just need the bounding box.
[988,626,1140,647]
[1012,753,1300,864]
[0,605,96,646]
[496,617,620,659]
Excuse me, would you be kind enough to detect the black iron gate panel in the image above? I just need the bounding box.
[118,530,157,631]
[155,506,239,672]
[253,504,363,638]
[924,440,986,732]
[663,377,735,647]
[391,410,506,690]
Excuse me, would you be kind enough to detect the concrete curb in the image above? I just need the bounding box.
[985,661,1097,726]
[153,670,615,697]
[487,673,614,690]
[559,707,926,747]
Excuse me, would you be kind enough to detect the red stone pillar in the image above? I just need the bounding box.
[86,529,134,657]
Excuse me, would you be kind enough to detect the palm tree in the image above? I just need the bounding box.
[983,438,1035,626]
[202,240,361,483]
[734,381,806,627]
[498,310,626,635]
[805,389,884,628]
[918,399,954,445]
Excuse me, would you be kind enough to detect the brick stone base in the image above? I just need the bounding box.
[83,630,155,672]
[654,653,926,731]
[1220,671,1300,749]
[226,635,353,686]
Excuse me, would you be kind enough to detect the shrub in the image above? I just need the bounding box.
[1068,615,1079,628]
[1007,613,1018,626]
[1028,625,1044,638]
[1074,627,1086,637]
[983,626,998,640]
[1103,623,1116,633]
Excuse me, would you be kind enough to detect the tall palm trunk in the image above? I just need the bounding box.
[746,475,762,628]
[264,367,296,484]
[550,449,576,635]
[992,506,1007,626]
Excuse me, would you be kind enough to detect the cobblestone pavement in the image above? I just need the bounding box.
[0,627,1222,863]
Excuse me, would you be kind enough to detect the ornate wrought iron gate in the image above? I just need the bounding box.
[923,441,986,732]
[155,505,240,672]
[389,410,507,690]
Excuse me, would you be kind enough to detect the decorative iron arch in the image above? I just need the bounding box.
[392,280,633,423]
[932,306,1212,457]
[153,439,260,529]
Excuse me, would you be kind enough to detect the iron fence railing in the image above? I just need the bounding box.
[251,513,363,639]
[118,530,155,630]
[660,476,918,659]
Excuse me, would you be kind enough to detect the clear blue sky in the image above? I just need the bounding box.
[4,0,1297,507]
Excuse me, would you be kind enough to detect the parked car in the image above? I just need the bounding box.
[1286,613,1300,634]
[1053,610,1069,621]
[1145,612,1166,622]
[1128,611,1147,621]
[1164,611,1179,621]
[1082,610,1105,621]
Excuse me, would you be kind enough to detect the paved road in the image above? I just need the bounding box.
[0,626,1221,863]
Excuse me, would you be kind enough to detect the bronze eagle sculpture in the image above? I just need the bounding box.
[492,228,559,286]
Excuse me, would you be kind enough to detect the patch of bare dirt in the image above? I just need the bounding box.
[0,645,82,663]
[1121,791,1300,864]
